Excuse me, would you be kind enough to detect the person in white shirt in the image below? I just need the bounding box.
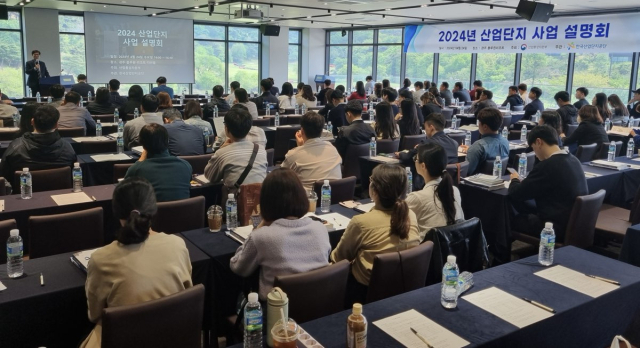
[278,82,296,113]
[412,81,426,106]
[295,85,318,109]
[364,76,375,94]
[518,83,532,106]
[233,88,259,120]
[406,142,464,241]
[225,81,239,105]
[122,94,163,149]
[214,104,267,149]
[281,111,342,191]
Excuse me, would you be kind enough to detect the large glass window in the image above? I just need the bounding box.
[119,83,150,95]
[351,46,373,88]
[59,15,86,79]
[229,42,260,94]
[573,53,633,101]
[329,46,348,88]
[405,53,434,87]
[377,46,402,89]
[476,53,516,103]
[0,12,24,97]
[288,30,301,84]
[520,53,569,107]
[438,53,472,87]
[193,24,226,95]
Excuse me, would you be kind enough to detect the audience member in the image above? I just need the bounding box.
[278,82,295,112]
[119,85,144,117]
[108,79,128,107]
[184,100,213,135]
[87,87,116,115]
[399,78,411,93]
[150,76,175,99]
[413,81,426,105]
[382,87,399,116]
[473,90,498,117]
[123,94,163,149]
[470,80,483,101]
[373,101,399,140]
[573,87,589,110]
[296,85,318,108]
[508,125,587,242]
[230,168,331,301]
[562,105,608,150]
[1,105,76,182]
[348,81,367,101]
[252,79,279,110]
[593,92,612,121]
[335,85,346,94]
[295,82,305,97]
[225,81,240,105]
[364,76,375,93]
[156,92,174,112]
[420,92,443,120]
[327,90,348,136]
[538,110,564,147]
[335,100,377,158]
[368,83,383,103]
[554,91,577,134]
[608,94,630,123]
[439,82,453,106]
[396,99,422,138]
[17,102,39,136]
[429,87,447,108]
[523,87,544,120]
[203,85,231,119]
[0,88,11,104]
[397,90,424,126]
[57,91,96,135]
[501,86,524,110]
[80,177,192,348]
[398,113,460,168]
[214,104,267,149]
[0,92,19,117]
[452,82,471,103]
[162,108,205,156]
[518,83,531,105]
[48,84,65,108]
[268,77,279,96]
[234,88,259,119]
[316,79,332,106]
[70,74,95,99]
[382,79,390,89]
[318,88,334,119]
[465,108,509,175]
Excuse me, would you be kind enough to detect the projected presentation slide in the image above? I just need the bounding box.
[84,12,195,83]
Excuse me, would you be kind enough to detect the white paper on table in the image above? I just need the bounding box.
[0,200,4,212]
[355,202,375,213]
[584,172,601,178]
[305,212,351,229]
[633,158,640,162]
[100,122,117,127]
[266,126,277,131]
[374,156,400,163]
[51,192,93,206]
[534,265,619,298]
[0,280,6,291]
[373,309,470,348]
[71,136,111,143]
[462,287,553,329]
[131,146,144,154]
[106,133,119,139]
[90,153,132,162]
[194,174,210,184]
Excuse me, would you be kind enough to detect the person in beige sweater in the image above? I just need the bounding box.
[81,177,192,348]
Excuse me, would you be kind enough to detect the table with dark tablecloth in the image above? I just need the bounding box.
[0,235,214,348]
[621,224,640,267]
[243,247,640,348]
[261,127,276,149]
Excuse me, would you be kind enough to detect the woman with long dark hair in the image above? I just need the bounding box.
[538,111,564,147]
[373,101,399,140]
[608,94,629,124]
[233,88,259,119]
[184,100,213,134]
[397,99,422,137]
[368,82,383,103]
[318,88,334,119]
[420,92,443,120]
[348,81,367,101]
[278,82,295,112]
[406,143,463,241]
[86,87,116,115]
[295,85,317,108]
[593,92,612,121]
[156,91,173,112]
[18,102,39,136]
[119,85,144,116]
[562,105,608,148]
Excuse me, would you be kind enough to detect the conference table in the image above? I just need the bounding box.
[229,247,640,348]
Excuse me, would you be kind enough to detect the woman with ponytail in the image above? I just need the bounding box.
[81,177,193,348]
[406,143,464,241]
[331,164,420,300]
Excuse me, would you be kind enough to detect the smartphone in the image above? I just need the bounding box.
[506,168,517,175]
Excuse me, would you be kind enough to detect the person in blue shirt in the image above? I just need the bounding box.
[162,108,205,156]
[465,107,510,175]
[523,87,544,120]
[150,76,175,99]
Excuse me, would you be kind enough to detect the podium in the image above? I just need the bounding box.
[38,75,75,96]
[314,74,334,92]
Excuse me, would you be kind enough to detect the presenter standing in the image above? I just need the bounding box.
[25,50,50,97]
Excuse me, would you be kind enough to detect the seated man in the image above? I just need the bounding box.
[399,112,459,166]
[203,85,231,119]
[1,104,76,183]
[108,79,128,108]
[125,124,192,202]
[473,90,498,117]
[382,87,399,116]
[56,91,96,135]
[508,125,588,242]
[282,111,342,191]
[70,74,95,99]
[501,85,524,110]
[49,84,65,108]
[123,94,163,149]
[554,91,577,135]
[523,87,544,120]
[1,88,13,105]
[162,108,205,156]
[150,76,175,99]
[466,108,509,175]
[452,82,471,103]
[334,100,377,158]
[214,104,267,149]
[251,79,279,110]
[204,107,268,187]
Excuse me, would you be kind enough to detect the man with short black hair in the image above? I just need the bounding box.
[518,83,531,105]
[214,104,267,149]
[523,87,544,120]
[628,89,640,118]
[508,125,588,242]
[453,82,471,103]
[251,79,279,110]
[573,87,589,110]
[554,91,577,134]
[473,90,498,117]
[439,82,453,106]
[225,81,240,105]
[125,123,192,202]
[203,85,230,119]
[49,84,65,108]
[123,94,163,149]
[1,105,76,182]
[1,87,12,105]
[501,86,524,110]
[365,76,375,94]
[204,107,268,186]
[268,77,279,96]
[70,74,95,99]
[108,79,128,107]
[25,50,50,96]
[282,111,342,190]
[470,80,482,101]
[162,108,205,156]
[381,87,399,115]
[57,91,96,134]
[150,76,175,99]
[465,108,509,175]
[413,81,426,105]
[335,100,377,158]
[399,112,460,167]
[0,88,18,117]
[317,79,332,106]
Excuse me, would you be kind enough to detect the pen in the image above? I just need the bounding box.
[521,298,555,313]
[333,217,342,227]
[410,327,433,348]
[91,196,97,201]
[40,273,44,286]
[584,274,620,285]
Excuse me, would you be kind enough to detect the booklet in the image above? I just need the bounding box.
[70,248,99,272]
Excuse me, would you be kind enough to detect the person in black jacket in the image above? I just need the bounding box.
[420,92,443,120]
[87,87,116,115]
[1,105,77,184]
[554,91,577,134]
[25,50,50,97]
[501,86,524,110]
[508,125,588,242]
[523,87,544,120]
[203,85,231,119]
[316,79,331,106]
[452,82,471,103]
[251,79,279,110]
[327,89,347,137]
[119,85,144,117]
[70,74,95,99]
[573,87,589,110]
[382,87,399,116]
[473,90,498,117]
[396,99,422,138]
[335,100,376,158]
[561,105,608,151]
[318,88,334,120]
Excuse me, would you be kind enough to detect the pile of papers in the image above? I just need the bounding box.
[459,125,478,131]
[590,160,629,171]
[462,174,505,190]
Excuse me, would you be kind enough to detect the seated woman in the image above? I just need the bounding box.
[373,101,399,140]
[318,88,334,119]
[230,168,331,301]
[368,82,383,103]
[562,105,609,150]
[331,164,420,301]
[538,111,564,148]
[278,82,295,112]
[81,177,193,348]
[420,92,443,120]
[86,87,116,115]
[396,99,422,138]
[295,85,318,109]
[234,88,259,120]
[18,102,39,136]
[608,94,630,124]
[119,85,144,117]
[184,100,213,135]
[347,81,367,101]
[156,92,174,113]
[593,92,612,121]
[406,143,464,241]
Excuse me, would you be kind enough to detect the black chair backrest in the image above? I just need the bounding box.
[480,157,508,176]
[502,115,513,129]
[376,138,400,154]
[448,133,465,146]
[526,151,536,173]
[152,196,205,234]
[566,124,579,137]
[0,219,17,250]
[28,207,104,259]
[513,105,524,111]
[629,185,640,225]
[0,128,20,141]
[564,190,606,249]
[445,161,469,186]
[178,154,212,175]
[313,176,357,205]
[575,143,598,162]
[102,285,205,348]
[445,118,461,129]
[424,217,490,285]
[113,163,134,183]
[274,126,301,162]
[266,148,274,167]
[0,177,6,196]
[366,241,434,303]
[92,114,115,123]
[274,260,350,323]
[441,108,453,121]
[342,144,370,180]
[252,118,270,127]
[81,140,117,154]
[284,115,302,125]
[58,127,86,137]
[400,134,427,151]
[14,167,72,193]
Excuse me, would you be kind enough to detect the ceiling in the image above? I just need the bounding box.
[10,0,640,29]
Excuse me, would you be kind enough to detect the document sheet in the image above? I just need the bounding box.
[51,192,93,206]
[534,265,619,298]
[462,287,553,328]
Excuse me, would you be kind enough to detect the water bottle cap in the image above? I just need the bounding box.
[352,303,363,315]
[227,193,234,199]
[10,229,19,236]
[74,162,80,168]
[371,137,375,140]
[495,156,501,160]
[545,222,553,229]
[22,168,29,172]
[97,120,101,123]
[447,255,457,263]
[324,179,330,185]
[248,292,259,304]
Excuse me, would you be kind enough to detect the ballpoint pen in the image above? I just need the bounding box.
[410,327,433,348]
[521,297,555,313]
[584,274,620,285]
[40,273,44,286]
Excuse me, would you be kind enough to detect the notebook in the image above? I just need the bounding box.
[226,225,254,244]
[355,202,375,213]
[70,248,99,272]
[212,117,225,138]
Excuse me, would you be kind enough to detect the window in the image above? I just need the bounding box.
[405,53,434,88]
[520,53,569,107]
[0,12,24,97]
[438,53,472,88]
[288,30,301,84]
[329,31,348,45]
[573,53,633,102]
[194,24,226,95]
[376,46,402,89]
[329,46,348,88]
[351,46,373,88]
[59,15,86,79]
[476,53,516,103]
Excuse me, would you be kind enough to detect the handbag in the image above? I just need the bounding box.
[221,143,259,207]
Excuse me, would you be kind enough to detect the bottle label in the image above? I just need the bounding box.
[541,235,555,247]
[7,244,23,257]
[322,189,331,200]
[348,326,367,348]
[21,177,31,186]
[227,205,236,214]
[444,269,458,286]
[73,173,82,180]
[245,312,263,331]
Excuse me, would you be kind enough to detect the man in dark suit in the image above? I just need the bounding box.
[25,50,50,97]
[439,82,454,106]
[523,87,544,120]
[70,74,95,99]
[335,100,376,158]
[251,79,279,110]
[316,79,331,106]
[108,79,128,108]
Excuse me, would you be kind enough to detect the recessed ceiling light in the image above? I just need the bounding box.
[152,13,157,16]
[194,5,199,8]
[307,15,311,18]
[270,19,274,21]
[331,13,336,16]
[121,0,126,3]
[103,5,107,7]
[19,2,24,5]
[25,0,30,2]
[421,4,428,7]
[385,8,391,10]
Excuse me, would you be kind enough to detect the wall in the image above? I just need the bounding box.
[302,28,325,86]
[23,8,61,77]
[261,26,290,89]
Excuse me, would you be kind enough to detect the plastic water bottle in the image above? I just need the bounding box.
[520,125,527,142]
[243,292,263,348]
[441,255,459,309]
[214,105,219,118]
[36,92,41,103]
[274,112,280,127]
[117,135,124,154]
[321,180,331,213]
[465,131,472,146]
[629,116,635,127]
[12,113,19,128]
[182,88,186,98]
[502,127,508,139]
[6,229,23,278]
[534,110,541,123]
[518,153,527,178]
[302,104,308,115]
[265,102,271,116]
[87,91,92,101]
[114,109,120,123]
[406,167,413,195]
[369,137,376,157]
[226,194,238,230]
[47,96,52,103]
[607,143,616,161]
[203,129,211,147]
[627,138,635,158]
[20,168,32,199]
[506,102,511,111]
[205,90,210,101]
[180,94,185,106]
[80,96,83,104]
[457,271,474,296]
[493,156,502,177]
[538,222,555,266]
[134,108,139,118]
[72,162,83,192]
[604,118,611,131]
[327,121,333,134]
[96,120,102,136]
[451,114,458,130]
[370,108,376,122]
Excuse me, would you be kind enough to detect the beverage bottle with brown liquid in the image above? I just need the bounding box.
[347,303,367,348]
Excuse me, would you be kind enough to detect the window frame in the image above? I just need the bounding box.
[288,29,302,85]
[1,10,25,97]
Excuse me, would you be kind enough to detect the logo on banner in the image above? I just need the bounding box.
[520,44,527,51]
[567,42,576,50]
